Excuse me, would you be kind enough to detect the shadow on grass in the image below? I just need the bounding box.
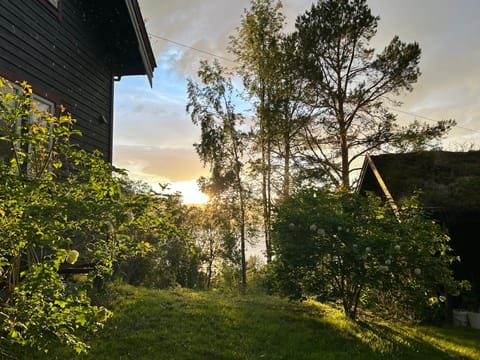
[357,320,480,359]
[23,287,480,360]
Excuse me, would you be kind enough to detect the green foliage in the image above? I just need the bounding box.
[270,188,459,320]
[228,0,285,96]
[0,78,165,354]
[116,191,203,289]
[3,260,109,354]
[25,286,480,359]
[228,0,290,261]
[191,0,456,280]
[188,202,243,290]
[245,255,268,294]
[187,60,250,291]
[291,0,455,187]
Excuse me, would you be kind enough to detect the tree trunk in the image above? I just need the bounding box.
[262,135,271,262]
[340,130,349,189]
[260,90,273,263]
[239,177,247,294]
[283,120,291,198]
[337,89,350,189]
[206,238,214,289]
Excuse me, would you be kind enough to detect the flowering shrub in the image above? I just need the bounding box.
[270,188,459,320]
[0,79,163,354]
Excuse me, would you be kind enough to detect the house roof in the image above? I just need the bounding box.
[357,151,480,215]
[85,0,156,86]
[124,0,156,86]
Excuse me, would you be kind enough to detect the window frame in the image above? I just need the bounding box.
[26,94,55,176]
[0,80,56,175]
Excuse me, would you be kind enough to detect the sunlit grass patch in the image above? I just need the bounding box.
[26,285,480,360]
[399,325,480,359]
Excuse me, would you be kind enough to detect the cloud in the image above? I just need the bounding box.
[113,144,208,183]
[114,104,197,148]
[114,0,480,192]
[365,0,480,142]
[114,71,201,149]
[139,0,245,75]
[139,0,314,75]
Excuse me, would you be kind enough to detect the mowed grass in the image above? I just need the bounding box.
[28,285,480,360]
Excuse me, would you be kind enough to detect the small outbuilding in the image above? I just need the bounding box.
[357,151,480,307]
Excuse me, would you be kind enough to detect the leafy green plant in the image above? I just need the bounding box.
[0,78,165,354]
[270,188,460,320]
[114,188,204,289]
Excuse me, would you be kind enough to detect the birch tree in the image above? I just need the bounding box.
[187,60,249,291]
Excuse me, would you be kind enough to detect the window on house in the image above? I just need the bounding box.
[0,82,17,162]
[0,80,55,174]
[27,95,55,175]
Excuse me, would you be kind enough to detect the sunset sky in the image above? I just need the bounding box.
[112,0,480,203]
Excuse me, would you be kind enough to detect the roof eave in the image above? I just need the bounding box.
[356,155,370,193]
[358,154,400,219]
[124,0,156,87]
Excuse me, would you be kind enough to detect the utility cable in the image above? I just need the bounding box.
[148,33,236,63]
[148,33,480,134]
[387,106,480,134]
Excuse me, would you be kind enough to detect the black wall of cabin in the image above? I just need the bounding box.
[0,0,114,161]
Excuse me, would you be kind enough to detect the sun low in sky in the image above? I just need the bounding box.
[171,180,209,204]
[151,180,209,205]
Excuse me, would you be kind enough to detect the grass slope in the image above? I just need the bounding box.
[29,286,480,359]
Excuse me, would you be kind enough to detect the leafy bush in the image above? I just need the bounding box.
[0,78,162,354]
[115,191,204,289]
[270,188,460,321]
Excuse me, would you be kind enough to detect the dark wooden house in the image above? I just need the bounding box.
[0,0,156,161]
[357,151,480,305]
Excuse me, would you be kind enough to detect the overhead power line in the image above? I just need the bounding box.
[148,33,480,134]
[148,33,235,63]
[387,107,480,134]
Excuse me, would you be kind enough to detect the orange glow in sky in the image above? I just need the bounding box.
[167,180,209,205]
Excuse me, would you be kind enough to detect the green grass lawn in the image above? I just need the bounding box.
[24,286,480,359]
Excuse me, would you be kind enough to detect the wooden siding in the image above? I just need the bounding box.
[0,0,114,160]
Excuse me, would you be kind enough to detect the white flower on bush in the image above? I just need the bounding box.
[310,224,317,232]
[337,226,342,231]
[438,295,446,303]
[345,228,350,233]
[106,221,115,233]
[126,210,135,223]
[288,223,295,230]
[394,244,401,251]
[66,250,79,265]
[317,228,326,236]
[414,268,422,275]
